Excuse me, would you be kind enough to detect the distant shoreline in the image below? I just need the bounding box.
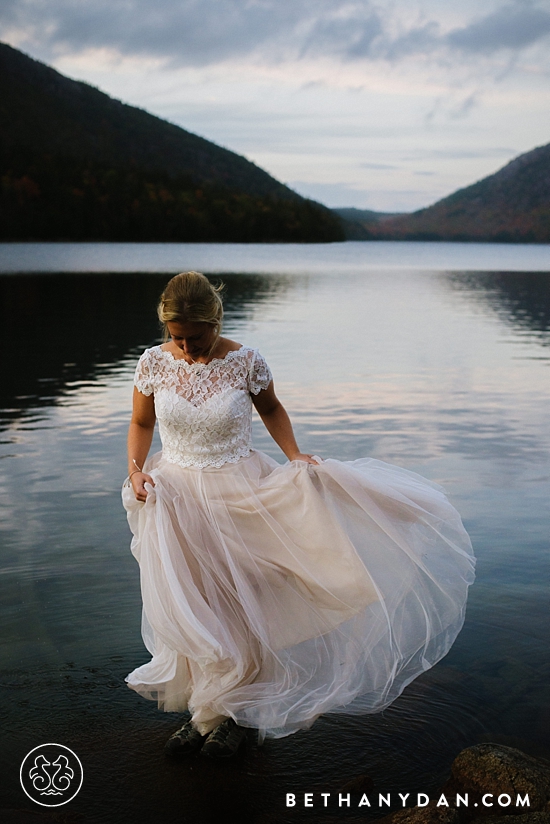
[1,239,549,276]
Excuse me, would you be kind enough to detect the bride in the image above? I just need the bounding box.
[123,271,475,759]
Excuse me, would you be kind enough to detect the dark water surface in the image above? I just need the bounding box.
[0,244,549,823]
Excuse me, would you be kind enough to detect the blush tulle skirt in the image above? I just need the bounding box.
[122,450,475,739]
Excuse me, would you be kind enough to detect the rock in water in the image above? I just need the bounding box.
[443,743,550,816]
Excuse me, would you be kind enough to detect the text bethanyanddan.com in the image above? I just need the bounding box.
[285,792,530,809]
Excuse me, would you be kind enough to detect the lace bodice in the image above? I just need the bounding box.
[134,345,272,468]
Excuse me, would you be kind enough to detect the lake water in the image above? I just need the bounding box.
[1,241,549,823]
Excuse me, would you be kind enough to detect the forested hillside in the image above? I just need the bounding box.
[0,43,344,242]
[366,143,550,243]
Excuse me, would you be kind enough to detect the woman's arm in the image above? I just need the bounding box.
[252,381,319,464]
[127,387,157,501]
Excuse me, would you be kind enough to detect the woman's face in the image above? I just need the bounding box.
[166,320,217,359]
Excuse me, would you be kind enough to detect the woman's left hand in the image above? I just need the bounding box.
[289,453,321,465]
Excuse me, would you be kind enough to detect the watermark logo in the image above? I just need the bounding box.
[20,744,83,807]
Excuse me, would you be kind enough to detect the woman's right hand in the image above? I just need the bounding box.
[131,471,155,502]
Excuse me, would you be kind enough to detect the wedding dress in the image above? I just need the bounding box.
[122,345,475,739]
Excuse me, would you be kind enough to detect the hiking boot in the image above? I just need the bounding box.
[164,718,205,756]
[200,718,246,759]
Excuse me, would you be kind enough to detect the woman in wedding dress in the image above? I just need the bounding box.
[123,271,475,759]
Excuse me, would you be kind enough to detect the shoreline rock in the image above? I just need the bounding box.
[376,744,550,824]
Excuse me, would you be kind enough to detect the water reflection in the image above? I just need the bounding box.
[3,270,549,434]
[0,272,292,429]
[445,271,550,346]
[1,264,550,822]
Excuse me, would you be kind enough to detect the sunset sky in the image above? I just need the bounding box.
[2,0,550,211]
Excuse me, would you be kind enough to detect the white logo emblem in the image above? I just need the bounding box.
[20,744,83,807]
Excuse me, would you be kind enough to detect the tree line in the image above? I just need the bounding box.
[1,153,344,243]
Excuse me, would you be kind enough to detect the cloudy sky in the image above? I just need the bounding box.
[2,0,550,211]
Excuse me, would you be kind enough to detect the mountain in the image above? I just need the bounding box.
[0,42,344,242]
[364,144,550,243]
[333,208,403,223]
[332,207,405,239]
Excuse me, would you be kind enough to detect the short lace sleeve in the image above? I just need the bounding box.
[248,350,272,395]
[134,350,154,396]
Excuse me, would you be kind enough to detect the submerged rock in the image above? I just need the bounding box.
[372,744,550,824]
[442,743,550,816]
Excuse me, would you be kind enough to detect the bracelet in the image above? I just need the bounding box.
[128,469,143,480]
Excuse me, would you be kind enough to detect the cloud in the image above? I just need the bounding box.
[384,21,441,61]
[2,1,385,67]
[319,12,384,60]
[406,147,517,160]
[2,0,550,71]
[360,162,398,170]
[1,0,309,64]
[447,4,550,53]
[372,3,550,62]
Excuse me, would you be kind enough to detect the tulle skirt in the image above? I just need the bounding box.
[122,450,475,739]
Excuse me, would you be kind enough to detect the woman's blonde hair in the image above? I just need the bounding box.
[157,272,224,339]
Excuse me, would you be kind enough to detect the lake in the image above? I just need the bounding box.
[0,241,549,823]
